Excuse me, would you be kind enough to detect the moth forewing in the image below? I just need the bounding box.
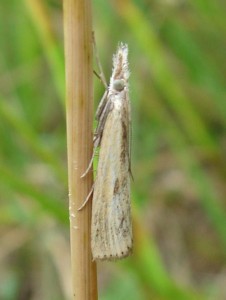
[91,44,132,261]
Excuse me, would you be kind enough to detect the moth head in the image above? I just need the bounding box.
[113,79,125,92]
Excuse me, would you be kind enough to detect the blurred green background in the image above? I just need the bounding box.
[1,0,226,299]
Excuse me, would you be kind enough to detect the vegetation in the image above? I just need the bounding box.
[1,0,226,299]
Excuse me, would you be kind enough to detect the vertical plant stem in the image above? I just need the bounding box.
[63,0,97,299]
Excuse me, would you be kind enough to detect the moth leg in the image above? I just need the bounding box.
[80,147,97,178]
[77,183,95,211]
[129,167,134,181]
[92,32,109,120]
[80,100,111,179]
[92,31,108,88]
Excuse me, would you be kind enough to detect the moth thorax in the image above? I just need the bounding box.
[113,79,125,91]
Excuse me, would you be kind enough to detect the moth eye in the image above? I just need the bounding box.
[113,79,125,91]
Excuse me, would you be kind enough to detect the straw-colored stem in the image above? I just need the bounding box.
[63,1,97,299]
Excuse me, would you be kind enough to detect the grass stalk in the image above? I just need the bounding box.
[63,0,98,299]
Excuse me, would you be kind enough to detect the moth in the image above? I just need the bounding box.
[81,44,132,261]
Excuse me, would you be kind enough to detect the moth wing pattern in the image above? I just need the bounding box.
[91,44,132,261]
